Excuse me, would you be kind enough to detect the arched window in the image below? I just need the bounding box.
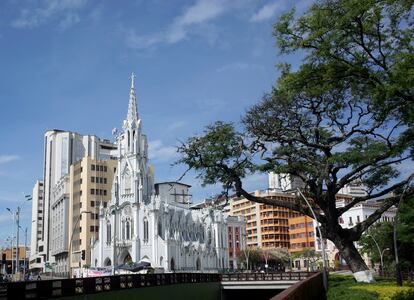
[143,218,149,243]
[106,223,111,245]
[126,220,131,240]
[122,220,125,240]
[158,220,163,239]
[127,131,130,148]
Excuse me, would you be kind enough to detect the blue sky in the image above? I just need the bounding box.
[0,0,314,246]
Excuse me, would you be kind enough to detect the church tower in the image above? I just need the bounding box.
[115,73,154,205]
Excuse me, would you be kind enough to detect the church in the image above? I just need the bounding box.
[91,74,240,272]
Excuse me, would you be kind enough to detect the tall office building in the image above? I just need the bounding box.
[68,157,117,272]
[31,130,117,274]
[268,172,305,192]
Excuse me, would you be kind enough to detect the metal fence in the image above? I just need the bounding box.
[269,272,325,300]
[0,272,315,300]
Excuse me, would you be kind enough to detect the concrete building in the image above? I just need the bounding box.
[339,181,367,198]
[226,216,245,270]
[29,180,45,272]
[68,157,117,275]
[268,173,305,192]
[1,246,28,275]
[230,190,300,249]
[31,125,117,273]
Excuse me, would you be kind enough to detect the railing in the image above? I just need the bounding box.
[377,271,414,281]
[0,272,316,300]
[270,272,325,300]
[0,273,220,300]
[221,272,316,282]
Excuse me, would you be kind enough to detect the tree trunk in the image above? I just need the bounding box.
[333,237,375,283]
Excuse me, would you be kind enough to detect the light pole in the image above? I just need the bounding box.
[6,209,15,277]
[297,188,328,292]
[366,233,390,271]
[68,211,91,278]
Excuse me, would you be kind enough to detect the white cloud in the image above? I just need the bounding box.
[250,2,284,23]
[126,0,230,50]
[11,0,87,29]
[0,155,20,164]
[216,62,265,72]
[148,140,178,162]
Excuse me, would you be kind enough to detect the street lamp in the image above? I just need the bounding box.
[365,234,386,273]
[68,211,91,278]
[297,188,328,292]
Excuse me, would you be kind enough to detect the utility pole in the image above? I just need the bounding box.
[15,206,21,277]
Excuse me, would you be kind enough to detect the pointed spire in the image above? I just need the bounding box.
[127,72,138,123]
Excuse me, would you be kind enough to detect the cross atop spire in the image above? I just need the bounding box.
[130,72,136,89]
[127,72,138,123]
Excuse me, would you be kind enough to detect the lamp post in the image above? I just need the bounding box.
[297,188,328,292]
[68,211,91,278]
[365,234,388,274]
[6,209,15,277]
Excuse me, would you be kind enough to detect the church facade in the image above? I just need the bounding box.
[91,75,241,272]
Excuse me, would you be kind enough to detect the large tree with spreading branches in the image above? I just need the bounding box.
[176,0,414,280]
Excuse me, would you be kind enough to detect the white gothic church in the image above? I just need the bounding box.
[91,74,239,272]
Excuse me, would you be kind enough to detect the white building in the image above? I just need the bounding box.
[339,181,368,198]
[91,74,232,272]
[31,127,117,272]
[29,180,45,272]
[268,172,305,192]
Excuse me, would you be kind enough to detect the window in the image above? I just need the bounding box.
[104,166,107,172]
[106,223,111,245]
[104,190,107,196]
[103,202,107,208]
[91,189,95,195]
[91,201,95,207]
[349,217,353,225]
[100,165,104,172]
[144,218,149,243]
[90,226,95,232]
[339,217,344,224]
[104,178,107,184]
[357,215,360,223]
[126,220,130,240]
[91,176,95,183]
[91,165,95,171]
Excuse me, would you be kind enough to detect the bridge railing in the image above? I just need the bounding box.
[220,272,317,282]
[0,273,221,300]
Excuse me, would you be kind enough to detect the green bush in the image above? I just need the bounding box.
[390,289,414,300]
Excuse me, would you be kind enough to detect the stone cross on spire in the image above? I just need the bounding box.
[130,72,136,89]
[127,72,138,123]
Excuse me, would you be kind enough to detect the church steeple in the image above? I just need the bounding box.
[127,72,138,123]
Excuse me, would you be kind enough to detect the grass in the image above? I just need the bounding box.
[328,274,414,300]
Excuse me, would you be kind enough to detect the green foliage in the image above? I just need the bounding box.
[328,275,414,300]
[390,289,414,300]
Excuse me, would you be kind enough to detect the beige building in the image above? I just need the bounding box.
[69,157,117,273]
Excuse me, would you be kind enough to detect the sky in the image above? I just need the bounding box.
[0,0,315,246]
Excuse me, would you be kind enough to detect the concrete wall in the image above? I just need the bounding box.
[60,282,221,300]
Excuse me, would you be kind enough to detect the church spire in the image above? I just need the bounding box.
[127,72,138,123]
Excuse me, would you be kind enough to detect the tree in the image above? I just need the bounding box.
[292,248,322,271]
[176,0,414,281]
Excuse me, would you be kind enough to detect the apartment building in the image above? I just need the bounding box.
[226,216,245,269]
[29,180,45,272]
[30,129,117,274]
[230,190,300,249]
[68,157,117,273]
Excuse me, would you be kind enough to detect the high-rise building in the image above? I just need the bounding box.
[29,180,45,272]
[31,130,117,274]
[268,172,305,192]
[68,157,117,273]
[229,190,300,249]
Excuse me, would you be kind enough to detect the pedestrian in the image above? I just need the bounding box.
[37,274,41,280]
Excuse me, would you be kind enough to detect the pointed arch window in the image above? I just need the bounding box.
[106,223,111,245]
[126,219,131,240]
[143,217,149,243]
[127,131,130,149]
